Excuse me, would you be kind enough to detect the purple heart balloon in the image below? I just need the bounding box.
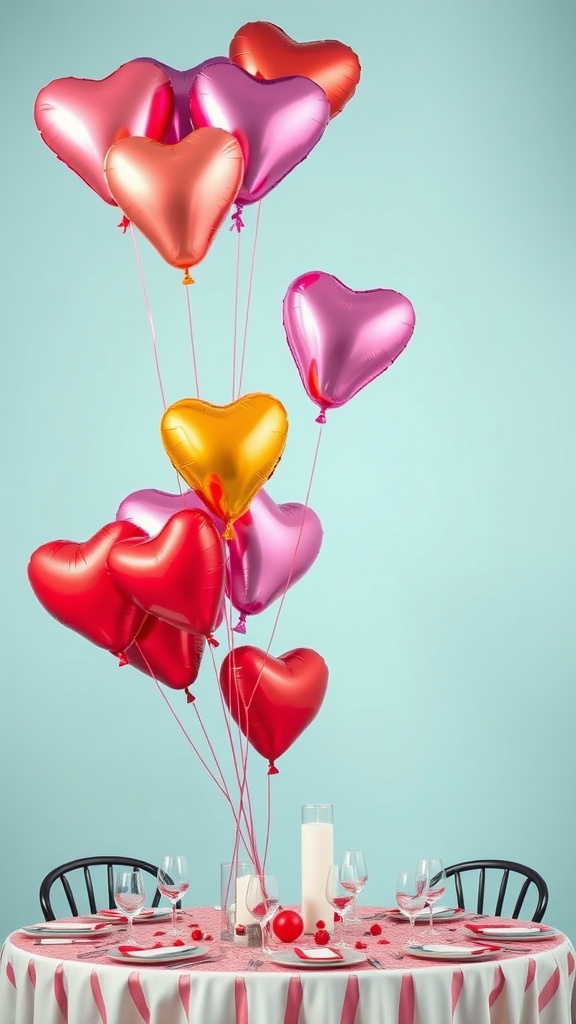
[227,490,323,629]
[189,63,330,205]
[283,271,416,421]
[135,57,232,143]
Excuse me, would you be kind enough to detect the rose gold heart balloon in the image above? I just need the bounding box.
[34,60,174,205]
[160,393,289,538]
[105,129,244,275]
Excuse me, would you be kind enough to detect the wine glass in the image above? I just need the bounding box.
[157,855,189,937]
[325,864,357,947]
[395,868,427,942]
[340,851,368,925]
[417,858,446,935]
[245,874,280,955]
[114,869,145,944]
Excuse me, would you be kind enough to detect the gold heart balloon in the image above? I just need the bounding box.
[160,394,289,538]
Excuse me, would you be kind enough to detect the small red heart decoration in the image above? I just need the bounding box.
[107,509,226,637]
[219,645,329,772]
[27,521,148,653]
[125,615,206,691]
[229,21,361,119]
[34,60,174,204]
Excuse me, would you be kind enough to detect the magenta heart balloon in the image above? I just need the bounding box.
[227,490,323,630]
[189,63,330,205]
[34,60,174,205]
[135,56,233,143]
[283,271,416,421]
[116,487,224,537]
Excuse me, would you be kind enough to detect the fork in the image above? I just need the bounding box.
[366,956,386,969]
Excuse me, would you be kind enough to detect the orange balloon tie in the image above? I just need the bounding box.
[182,268,195,286]
[223,522,235,541]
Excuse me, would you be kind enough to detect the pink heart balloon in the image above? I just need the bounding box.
[283,271,416,421]
[227,490,323,629]
[135,57,233,143]
[189,62,330,205]
[34,60,174,205]
[116,487,224,537]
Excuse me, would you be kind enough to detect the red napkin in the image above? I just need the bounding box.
[293,947,344,961]
[469,944,502,954]
[465,923,550,934]
[117,942,164,954]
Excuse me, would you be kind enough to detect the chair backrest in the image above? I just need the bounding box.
[39,856,176,921]
[443,860,548,922]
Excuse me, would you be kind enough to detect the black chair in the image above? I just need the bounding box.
[39,856,179,921]
[443,860,549,923]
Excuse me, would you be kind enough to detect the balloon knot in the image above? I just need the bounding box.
[185,687,195,703]
[233,614,247,635]
[182,268,195,286]
[315,409,327,424]
[207,634,220,648]
[116,651,130,666]
[230,203,245,233]
[223,522,235,541]
[117,215,130,233]
[267,761,279,776]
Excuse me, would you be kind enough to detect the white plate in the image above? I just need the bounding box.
[88,908,172,923]
[406,943,501,962]
[21,923,115,938]
[107,944,208,965]
[463,925,557,942]
[386,907,469,922]
[271,950,367,970]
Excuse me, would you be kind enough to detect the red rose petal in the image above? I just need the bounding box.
[369,924,382,936]
[355,941,368,949]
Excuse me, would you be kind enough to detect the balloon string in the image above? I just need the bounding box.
[232,228,241,400]
[142,646,255,857]
[261,772,273,874]
[184,284,200,399]
[236,201,262,398]
[208,643,261,870]
[129,224,167,410]
[244,422,324,713]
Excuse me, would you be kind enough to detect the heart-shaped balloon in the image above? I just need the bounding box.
[124,615,206,692]
[104,128,244,274]
[135,56,233,143]
[228,490,323,626]
[229,21,361,119]
[116,487,224,537]
[107,509,225,638]
[219,646,329,772]
[34,60,174,205]
[27,522,148,654]
[283,271,416,421]
[160,393,289,538]
[190,63,329,205]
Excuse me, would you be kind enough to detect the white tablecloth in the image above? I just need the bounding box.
[1,909,574,1024]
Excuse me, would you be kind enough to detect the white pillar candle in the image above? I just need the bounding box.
[235,874,260,929]
[301,815,334,933]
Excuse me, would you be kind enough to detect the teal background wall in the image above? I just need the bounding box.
[2,0,575,942]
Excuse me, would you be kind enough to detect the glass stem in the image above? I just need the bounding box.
[127,915,133,942]
[172,902,178,933]
[429,903,434,929]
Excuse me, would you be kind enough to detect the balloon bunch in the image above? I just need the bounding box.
[34,22,361,280]
[29,21,416,868]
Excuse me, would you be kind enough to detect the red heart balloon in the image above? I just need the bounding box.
[34,60,174,205]
[107,509,225,637]
[229,22,361,119]
[125,615,206,692]
[219,646,329,773]
[27,521,148,654]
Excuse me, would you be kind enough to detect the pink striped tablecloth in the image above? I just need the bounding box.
[1,907,574,1024]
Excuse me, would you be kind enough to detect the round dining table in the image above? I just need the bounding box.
[1,907,574,1024]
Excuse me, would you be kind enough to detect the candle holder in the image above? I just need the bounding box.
[301,803,334,934]
[220,861,253,942]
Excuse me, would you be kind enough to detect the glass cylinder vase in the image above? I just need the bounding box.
[301,803,334,934]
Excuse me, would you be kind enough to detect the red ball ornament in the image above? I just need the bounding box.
[272,910,304,943]
[314,928,330,945]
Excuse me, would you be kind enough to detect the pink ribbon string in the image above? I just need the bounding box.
[236,201,262,399]
[184,285,200,399]
[129,224,167,411]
